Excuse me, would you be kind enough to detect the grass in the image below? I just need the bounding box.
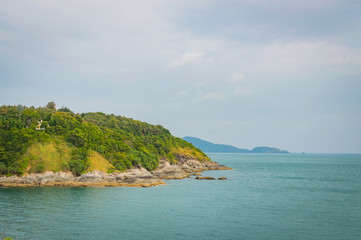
[172,147,210,162]
[21,139,203,175]
[87,150,115,172]
[21,137,72,173]
[21,137,115,174]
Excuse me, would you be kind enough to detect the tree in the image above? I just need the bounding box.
[57,106,73,113]
[66,128,86,147]
[46,101,56,111]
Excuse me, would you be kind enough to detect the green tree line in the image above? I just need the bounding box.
[0,102,204,176]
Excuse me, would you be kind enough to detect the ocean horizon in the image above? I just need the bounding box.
[1,153,360,240]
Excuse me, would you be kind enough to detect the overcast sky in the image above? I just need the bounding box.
[1,0,360,153]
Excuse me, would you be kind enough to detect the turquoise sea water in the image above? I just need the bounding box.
[1,153,361,240]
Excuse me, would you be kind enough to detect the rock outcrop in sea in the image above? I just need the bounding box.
[0,158,231,188]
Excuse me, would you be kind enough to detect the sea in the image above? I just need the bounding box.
[1,153,361,240]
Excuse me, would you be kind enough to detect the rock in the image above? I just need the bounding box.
[0,171,76,187]
[78,170,107,183]
[218,177,227,180]
[205,164,232,170]
[0,159,231,187]
[152,161,189,179]
[179,159,232,172]
[195,176,216,180]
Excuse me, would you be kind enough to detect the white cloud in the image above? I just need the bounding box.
[0,0,360,153]
[193,78,211,87]
[230,72,245,84]
[202,92,226,101]
[234,87,253,96]
[254,41,361,76]
[169,52,204,67]
[177,90,187,96]
[242,0,341,11]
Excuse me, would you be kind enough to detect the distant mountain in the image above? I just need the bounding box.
[182,136,250,153]
[183,136,289,154]
[251,146,289,153]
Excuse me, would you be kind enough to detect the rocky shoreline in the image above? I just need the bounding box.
[0,159,231,188]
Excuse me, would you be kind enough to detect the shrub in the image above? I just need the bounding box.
[36,162,46,173]
[61,161,69,171]
[68,158,89,176]
[0,162,6,175]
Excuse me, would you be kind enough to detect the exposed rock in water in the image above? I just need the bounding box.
[218,177,227,180]
[193,172,202,176]
[0,159,231,187]
[195,176,216,180]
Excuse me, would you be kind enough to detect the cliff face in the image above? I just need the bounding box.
[0,103,212,177]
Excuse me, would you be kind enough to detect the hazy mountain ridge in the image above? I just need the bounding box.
[183,136,289,154]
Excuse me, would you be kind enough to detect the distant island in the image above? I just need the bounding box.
[183,136,289,154]
[0,103,230,187]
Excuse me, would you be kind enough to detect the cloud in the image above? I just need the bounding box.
[193,78,211,87]
[177,90,187,96]
[230,72,245,84]
[169,52,204,67]
[0,0,360,153]
[255,41,361,76]
[233,87,253,96]
[202,92,226,101]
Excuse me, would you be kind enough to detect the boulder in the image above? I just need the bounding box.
[152,161,189,179]
[195,176,216,180]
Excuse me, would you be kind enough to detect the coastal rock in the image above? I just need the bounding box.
[78,170,109,183]
[193,172,202,176]
[195,176,216,180]
[179,159,204,172]
[152,161,189,179]
[179,159,232,172]
[218,177,227,180]
[205,165,232,170]
[0,160,231,187]
[0,169,165,187]
[119,176,165,187]
[0,171,75,186]
[121,168,154,179]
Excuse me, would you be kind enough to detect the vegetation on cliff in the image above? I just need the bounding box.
[0,102,209,176]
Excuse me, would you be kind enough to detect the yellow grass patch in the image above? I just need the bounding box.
[23,138,72,173]
[88,151,114,172]
[171,147,210,162]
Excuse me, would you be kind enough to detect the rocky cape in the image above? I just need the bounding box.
[0,159,231,188]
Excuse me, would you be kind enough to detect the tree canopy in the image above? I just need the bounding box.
[0,102,207,176]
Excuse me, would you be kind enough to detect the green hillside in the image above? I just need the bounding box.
[0,102,209,176]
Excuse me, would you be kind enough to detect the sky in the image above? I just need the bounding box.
[0,0,360,153]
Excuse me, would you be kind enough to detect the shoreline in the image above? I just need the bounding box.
[0,160,231,188]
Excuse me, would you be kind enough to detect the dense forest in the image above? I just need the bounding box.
[0,102,208,176]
